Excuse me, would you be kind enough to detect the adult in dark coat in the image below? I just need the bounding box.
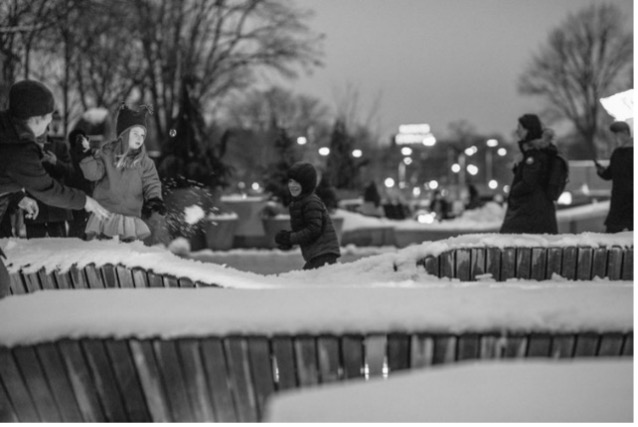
[500,114,558,234]
[275,162,341,270]
[0,80,110,297]
[595,121,633,232]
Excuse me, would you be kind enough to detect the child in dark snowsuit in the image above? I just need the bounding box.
[275,162,341,270]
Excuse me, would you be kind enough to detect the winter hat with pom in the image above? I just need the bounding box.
[288,162,318,195]
[116,103,150,137]
[609,121,631,135]
[518,114,543,141]
[9,80,55,120]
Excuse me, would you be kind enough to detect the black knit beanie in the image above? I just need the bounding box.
[288,162,317,195]
[9,80,55,120]
[518,114,543,141]
[116,104,148,137]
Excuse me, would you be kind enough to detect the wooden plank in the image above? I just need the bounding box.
[530,248,547,281]
[457,333,480,361]
[485,248,501,281]
[526,334,551,357]
[455,249,471,281]
[178,277,195,288]
[591,247,608,279]
[200,337,237,422]
[69,265,88,289]
[561,247,578,280]
[515,248,532,280]
[364,335,387,379]
[23,271,41,293]
[224,337,258,422]
[115,266,134,288]
[621,334,633,356]
[246,336,275,419]
[550,334,576,359]
[469,248,486,281]
[387,334,410,373]
[293,336,319,387]
[176,339,215,422]
[162,275,179,288]
[545,247,563,279]
[432,334,457,365]
[53,269,72,290]
[81,340,128,421]
[271,336,297,391]
[479,335,505,359]
[128,340,171,422]
[410,334,434,368]
[500,248,517,281]
[576,247,594,280]
[440,251,454,279]
[0,347,39,422]
[153,340,194,422]
[131,268,149,288]
[316,336,341,384]
[597,333,624,357]
[0,376,19,422]
[8,272,26,295]
[621,247,633,280]
[84,264,104,288]
[341,335,364,379]
[607,247,623,280]
[146,272,164,288]
[12,346,61,421]
[423,256,439,277]
[573,333,599,357]
[100,264,119,288]
[502,335,527,358]
[37,268,57,290]
[104,340,150,422]
[57,340,105,422]
[35,344,83,422]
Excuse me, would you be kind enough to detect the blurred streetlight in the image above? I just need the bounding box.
[318,147,330,156]
[384,177,395,188]
[296,136,307,145]
[486,138,498,147]
[403,157,413,165]
[428,180,439,189]
[464,146,478,156]
[451,163,461,173]
[467,164,479,175]
[488,179,498,189]
[497,148,507,156]
[352,149,362,158]
[401,147,413,156]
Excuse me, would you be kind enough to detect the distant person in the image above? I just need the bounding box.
[0,80,110,297]
[67,129,95,238]
[80,103,165,242]
[24,111,75,238]
[500,114,557,234]
[429,189,450,221]
[359,181,384,217]
[274,162,341,270]
[595,121,633,232]
[465,184,482,210]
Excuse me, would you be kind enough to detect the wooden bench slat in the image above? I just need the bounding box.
[293,336,319,387]
[410,334,434,368]
[84,265,104,289]
[550,334,576,358]
[0,371,19,422]
[515,248,532,280]
[432,335,457,365]
[104,340,150,422]
[591,247,608,279]
[469,248,486,281]
[23,271,41,293]
[131,268,149,288]
[621,334,633,356]
[8,272,26,295]
[576,247,594,280]
[607,247,623,280]
[246,337,275,418]
[500,248,516,281]
[12,346,61,421]
[271,336,297,391]
[621,247,633,280]
[526,334,552,357]
[153,340,194,422]
[128,340,171,422]
[573,333,599,357]
[146,272,164,288]
[502,335,527,358]
[200,338,237,422]
[341,335,364,379]
[457,333,480,360]
[561,247,578,280]
[316,336,341,384]
[364,335,387,378]
[224,337,258,422]
[546,247,563,279]
[69,265,88,289]
[37,268,57,290]
[597,333,625,356]
[530,248,547,281]
[53,270,72,290]
[178,277,195,288]
[0,347,40,422]
[387,334,411,372]
[100,264,119,288]
[163,275,179,288]
[455,249,471,281]
[440,251,455,279]
[35,344,83,422]
[176,339,215,422]
[57,341,106,422]
[115,266,135,288]
[485,248,501,281]
[81,340,128,421]
[422,256,439,277]
[479,335,505,359]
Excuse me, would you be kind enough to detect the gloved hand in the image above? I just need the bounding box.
[275,229,292,249]
[143,197,167,217]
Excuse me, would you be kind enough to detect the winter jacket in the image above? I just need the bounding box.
[0,111,86,222]
[80,139,162,217]
[597,146,633,231]
[24,136,74,224]
[289,192,341,262]
[500,138,558,234]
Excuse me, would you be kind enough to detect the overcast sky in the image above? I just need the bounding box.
[267,0,634,142]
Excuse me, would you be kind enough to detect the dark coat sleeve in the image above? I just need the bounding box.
[597,153,614,181]
[508,153,545,198]
[289,198,324,246]
[5,143,86,210]
[141,157,163,201]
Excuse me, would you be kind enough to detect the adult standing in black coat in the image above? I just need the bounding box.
[595,121,633,232]
[500,114,557,234]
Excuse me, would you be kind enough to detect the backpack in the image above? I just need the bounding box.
[546,153,569,201]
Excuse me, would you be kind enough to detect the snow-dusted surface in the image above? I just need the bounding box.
[0,281,631,347]
[265,359,632,423]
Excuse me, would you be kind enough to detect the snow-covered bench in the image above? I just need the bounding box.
[0,284,632,422]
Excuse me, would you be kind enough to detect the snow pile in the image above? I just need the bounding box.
[339,209,395,231]
[265,359,632,423]
[0,281,631,346]
[183,205,206,225]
